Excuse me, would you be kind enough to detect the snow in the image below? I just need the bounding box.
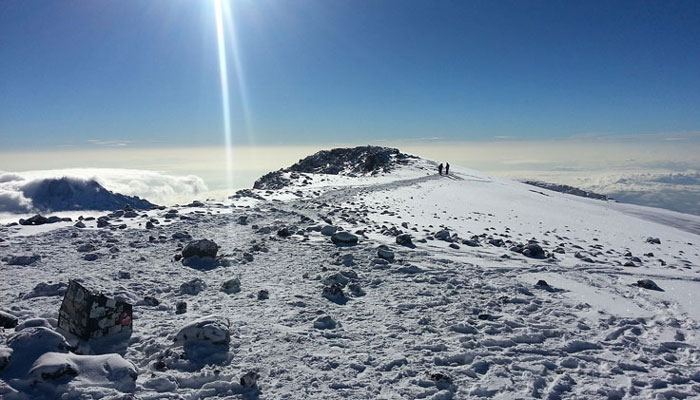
[1,149,700,398]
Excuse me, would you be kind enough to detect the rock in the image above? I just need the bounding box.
[0,310,18,329]
[118,270,131,279]
[377,245,395,261]
[15,318,54,331]
[173,316,230,359]
[179,278,207,295]
[182,239,219,259]
[0,347,11,371]
[74,221,86,228]
[145,221,155,229]
[176,301,187,314]
[536,280,549,287]
[331,231,358,246]
[488,238,505,247]
[321,225,338,236]
[323,283,345,301]
[97,217,110,228]
[76,243,96,253]
[240,371,260,388]
[277,227,292,237]
[646,237,661,244]
[7,327,70,362]
[313,315,337,330]
[23,281,68,299]
[236,215,248,225]
[257,290,269,300]
[396,234,414,248]
[221,278,241,294]
[83,253,99,261]
[522,243,545,258]
[172,232,192,241]
[636,279,663,291]
[462,239,480,247]
[19,214,49,225]
[140,296,160,306]
[3,254,41,266]
[435,229,451,241]
[449,243,460,249]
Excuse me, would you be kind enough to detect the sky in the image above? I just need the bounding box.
[2,0,700,149]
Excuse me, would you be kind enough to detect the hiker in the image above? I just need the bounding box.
[445,163,450,175]
[438,163,443,175]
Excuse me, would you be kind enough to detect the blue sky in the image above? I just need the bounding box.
[2,0,700,150]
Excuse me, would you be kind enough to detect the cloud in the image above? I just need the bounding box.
[0,168,208,213]
[87,139,133,147]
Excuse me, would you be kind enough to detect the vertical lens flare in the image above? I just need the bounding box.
[214,0,234,191]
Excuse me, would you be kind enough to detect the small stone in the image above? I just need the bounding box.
[536,280,549,287]
[257,290,269,300]
[221,278,241,294]
[240,371,260,388]
[637,279,663,291]
[331,231,358,246]
[313,315,337,330]
[396,234,414,248]
[176,301,187,314]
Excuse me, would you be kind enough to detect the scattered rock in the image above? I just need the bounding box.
[646,237,661,245]
[23,282,68,299]
[396,234,414,248]
[320,225,337,236]
[536,280,549,287]
[377,245,395,261]
[221,278,241,294]
[179,278,207,295]
[176,301,187,314]
[636,279,663,291]
[257,290,269,300]
[3,254,41,266]
[313,315,337,330]
[331,231,358,246]
[182,239,219,259]
[240,371,260,388]
[0,310,18,329]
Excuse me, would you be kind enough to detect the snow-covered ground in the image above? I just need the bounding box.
[1,149,699,399]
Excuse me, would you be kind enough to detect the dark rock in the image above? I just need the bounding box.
[449,243,460,249]
[73,221,86,228]
[646,237,661,245]
[377,245,395,261]
[176,301,187,314]
[320,225,337,236]
[19,214,49,225]
[179,278,207,295]
[322,283,346,301]
[396,234,415,248]
[257,290,269,300]
[145,221,155,229]
[118,270,131,279]
[3,254,41,265]
[462,239,480,247]
[76,243,96,253]
[240,371,260,388]
[83,253,99,261]
[313,315,337,330]
[221,278,241,294]
[0,311,18,329]
[277,227,292,238]
[535,280,549,287]
[522,243,545,258]
[636,279,663,291]
[331,231,358,246]
[435,230,452,241]
[488,238,505,247]
[182,239,219,259]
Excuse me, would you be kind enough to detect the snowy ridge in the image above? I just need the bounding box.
[1,148,700,399]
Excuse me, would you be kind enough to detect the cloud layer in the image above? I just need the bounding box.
[0,168,208,213]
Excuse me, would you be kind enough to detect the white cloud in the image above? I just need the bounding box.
[0,168,208,213]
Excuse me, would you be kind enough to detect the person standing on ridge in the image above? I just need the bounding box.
[445,163,450,175]
[438,163,443,175]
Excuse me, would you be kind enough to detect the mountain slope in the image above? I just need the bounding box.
[1,147,699,399]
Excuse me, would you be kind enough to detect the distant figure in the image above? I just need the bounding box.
[438,163,443,175]
[445,163,450,175]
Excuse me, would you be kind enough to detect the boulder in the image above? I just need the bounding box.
[396,234,414,248]
[321,225,338,236]
[522,243,545,259]
[331,231,358,246]
[3,254,41,266]
[636,279,663,291]
[182,239,219,259]
[0,311,18,329]
[221,278,241,294]
[313,315,337,330]
[435,230,451,241]
[174,316,230,360]
[179,278,207,295]
[18,214,49,226]
[377,245,395,261]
